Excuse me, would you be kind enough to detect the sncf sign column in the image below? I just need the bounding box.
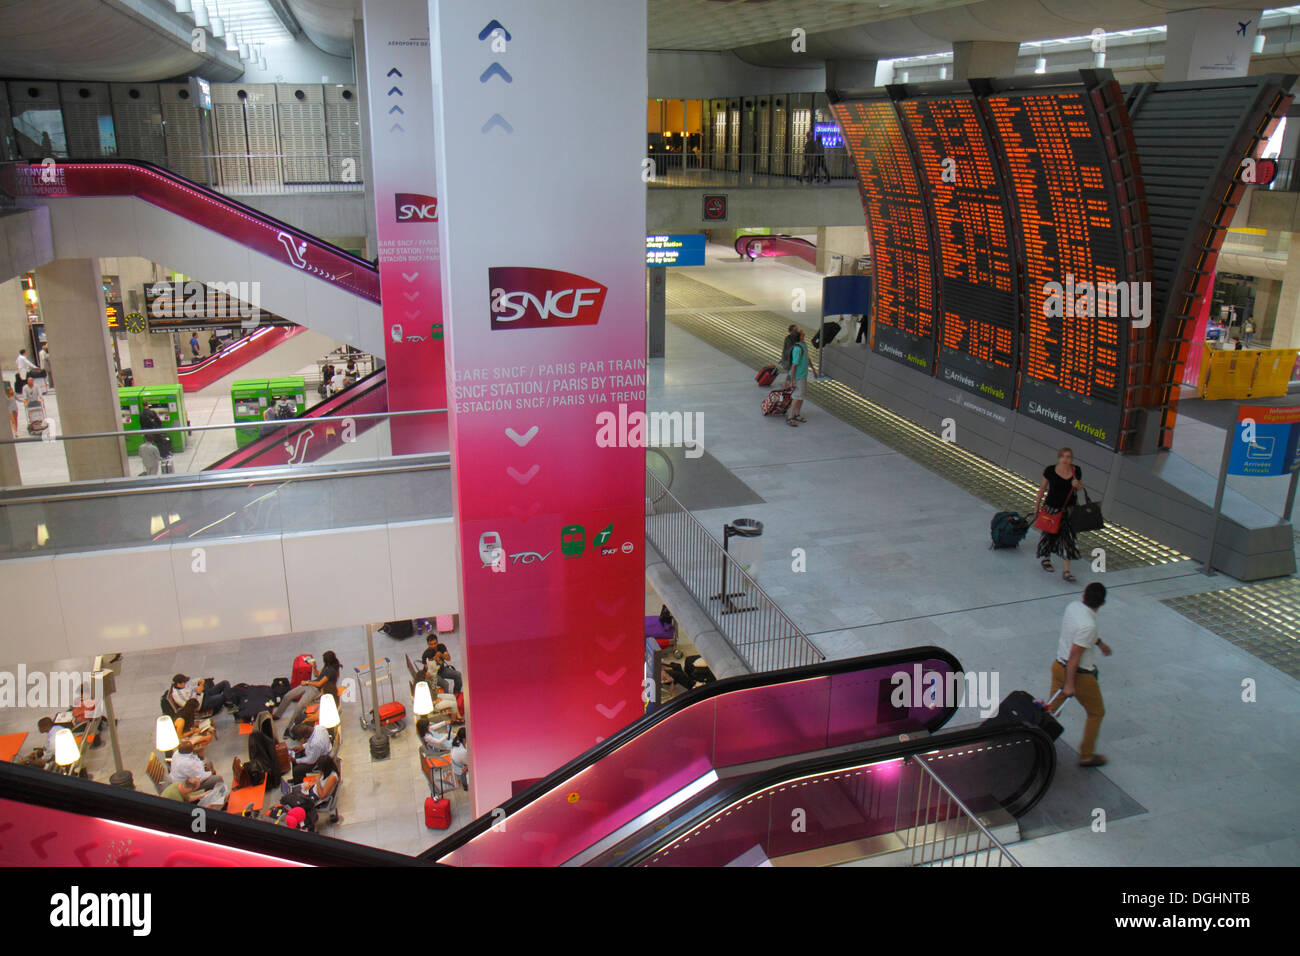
[361,0,447,453]
[429,0,647,811]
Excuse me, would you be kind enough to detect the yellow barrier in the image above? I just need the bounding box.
[1199,345,1300,400]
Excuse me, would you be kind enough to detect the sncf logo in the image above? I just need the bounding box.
[489,267,607,331]
[395,192,438,222]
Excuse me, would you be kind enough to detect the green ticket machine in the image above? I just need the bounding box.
[118,386,144,455]
[232,379,270,448]
[268,376,307,420]
[139,384,189,453]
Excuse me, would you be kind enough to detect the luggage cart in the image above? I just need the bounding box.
[24,394,49,436]
[354,657,406,736]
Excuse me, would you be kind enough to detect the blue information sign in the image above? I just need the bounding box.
[814,122,843,149]
[1227,405,1300,477]
[646,234,705,267]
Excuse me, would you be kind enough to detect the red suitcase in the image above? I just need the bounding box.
[290,654,314,689]
[755,365,778,386]
[425,796,451,829]
[379,701,406,726]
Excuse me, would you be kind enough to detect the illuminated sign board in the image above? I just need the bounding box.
[832,99,938,373]
[646,234,705,267]
[984,89,1133,448]
[814,122,843,149]
[189,76,212,112]
[898,95,1019,408]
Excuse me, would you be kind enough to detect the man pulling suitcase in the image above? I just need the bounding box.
[1049,582,1112,767]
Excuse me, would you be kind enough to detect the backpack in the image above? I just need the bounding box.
[990,511,1030,549]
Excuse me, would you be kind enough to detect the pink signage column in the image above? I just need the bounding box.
[362,0,448,453]
[429,0,647,812]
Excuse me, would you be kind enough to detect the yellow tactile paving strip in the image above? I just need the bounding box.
[1161,580,1300,680]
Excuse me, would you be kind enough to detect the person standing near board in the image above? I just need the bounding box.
[1033,446,1084,583]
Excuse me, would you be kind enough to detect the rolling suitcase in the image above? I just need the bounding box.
[755,365,779,386]
[989,511,1030,549]
[812,322,841,348]
[982,689,1065,741]
[380,620,416,638]
[425,795,452,829]
[290,654,314,689]
[761,386,794,417]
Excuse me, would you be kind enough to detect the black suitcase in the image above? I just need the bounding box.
[812,322,841,348]
[982,690,1063,741]
[381,620,416,638]
[270,676,291,703]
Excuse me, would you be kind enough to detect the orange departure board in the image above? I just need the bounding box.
[832,99,937,373]
[984,90,1130,448]
[898,95,1018,407]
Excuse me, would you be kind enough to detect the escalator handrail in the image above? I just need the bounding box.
[613,721,1058,867]
[204,367,388,470]
[0,159,379,299]
[178,324,297,376]
[0,761,435,867]
[419,644,964,862]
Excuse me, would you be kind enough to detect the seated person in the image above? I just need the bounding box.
[422,682,463,722]
[417,716,454,754]
[684,655,716,685]
[449,729,469,791]
[274,651,340,727]
[280,755,341,831]
[422,641,463,696]
[168,741,223,791]
[169,673,234,716]
[173,699,215,755]
[285,720,332,787]
[161,777,205,803]
[36,716,60,768]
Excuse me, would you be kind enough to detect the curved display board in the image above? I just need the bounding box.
[898,95,1019,408]
[832,99,938,373]
[983,88,1136,449]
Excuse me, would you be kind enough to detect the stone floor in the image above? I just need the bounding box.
[650,245,1300,865]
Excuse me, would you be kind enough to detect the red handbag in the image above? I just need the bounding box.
[1034,510,1063,534]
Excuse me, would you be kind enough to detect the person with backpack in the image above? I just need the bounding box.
[785,328,818,427]
[779,324,799,384]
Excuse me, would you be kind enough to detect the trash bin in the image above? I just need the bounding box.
[727,518,764,581]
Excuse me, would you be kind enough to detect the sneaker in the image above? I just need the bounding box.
[1078,754,1108,767]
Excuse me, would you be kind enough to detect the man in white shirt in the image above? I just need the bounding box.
[1049,582,1112,767]
[287,721,332,784]
[168,741,222,790]
[15,348,35,379]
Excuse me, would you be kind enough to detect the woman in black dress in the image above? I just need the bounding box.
[1034,446,1085,583]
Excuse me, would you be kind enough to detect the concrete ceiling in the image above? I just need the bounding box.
[0,0,245,82]
[0,0,1276,81]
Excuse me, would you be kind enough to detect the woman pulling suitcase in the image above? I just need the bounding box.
[1033,446,1085,583]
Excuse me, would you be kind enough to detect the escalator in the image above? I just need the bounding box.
[420,646,1015,867]
[0,160,382,355]
[177,325,306,393]
[206,367,389,470]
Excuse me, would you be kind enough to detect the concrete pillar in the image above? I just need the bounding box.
[1163,8,1261,81]
[951,40,1020,81]
[33,259,128,480]
[1253,276,1281,346]
[122,332,179,387]
[825,59,878,92]
[0,276,30,366]
[1271,245,1300,350]
[816,226,867,274]
[648,268,666,358]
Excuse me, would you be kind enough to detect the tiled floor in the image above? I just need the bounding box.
[650,245,1300,865]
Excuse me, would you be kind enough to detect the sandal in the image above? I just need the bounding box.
[786,418,799,427]
[1062,571,1077,583]
[795,415,808,422]
[1040,558,1054,572]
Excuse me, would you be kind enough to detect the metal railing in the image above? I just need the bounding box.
[645,151,857,188]
[905,754,1021,867]
[192,152,365,196]
[644,468,823,672]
